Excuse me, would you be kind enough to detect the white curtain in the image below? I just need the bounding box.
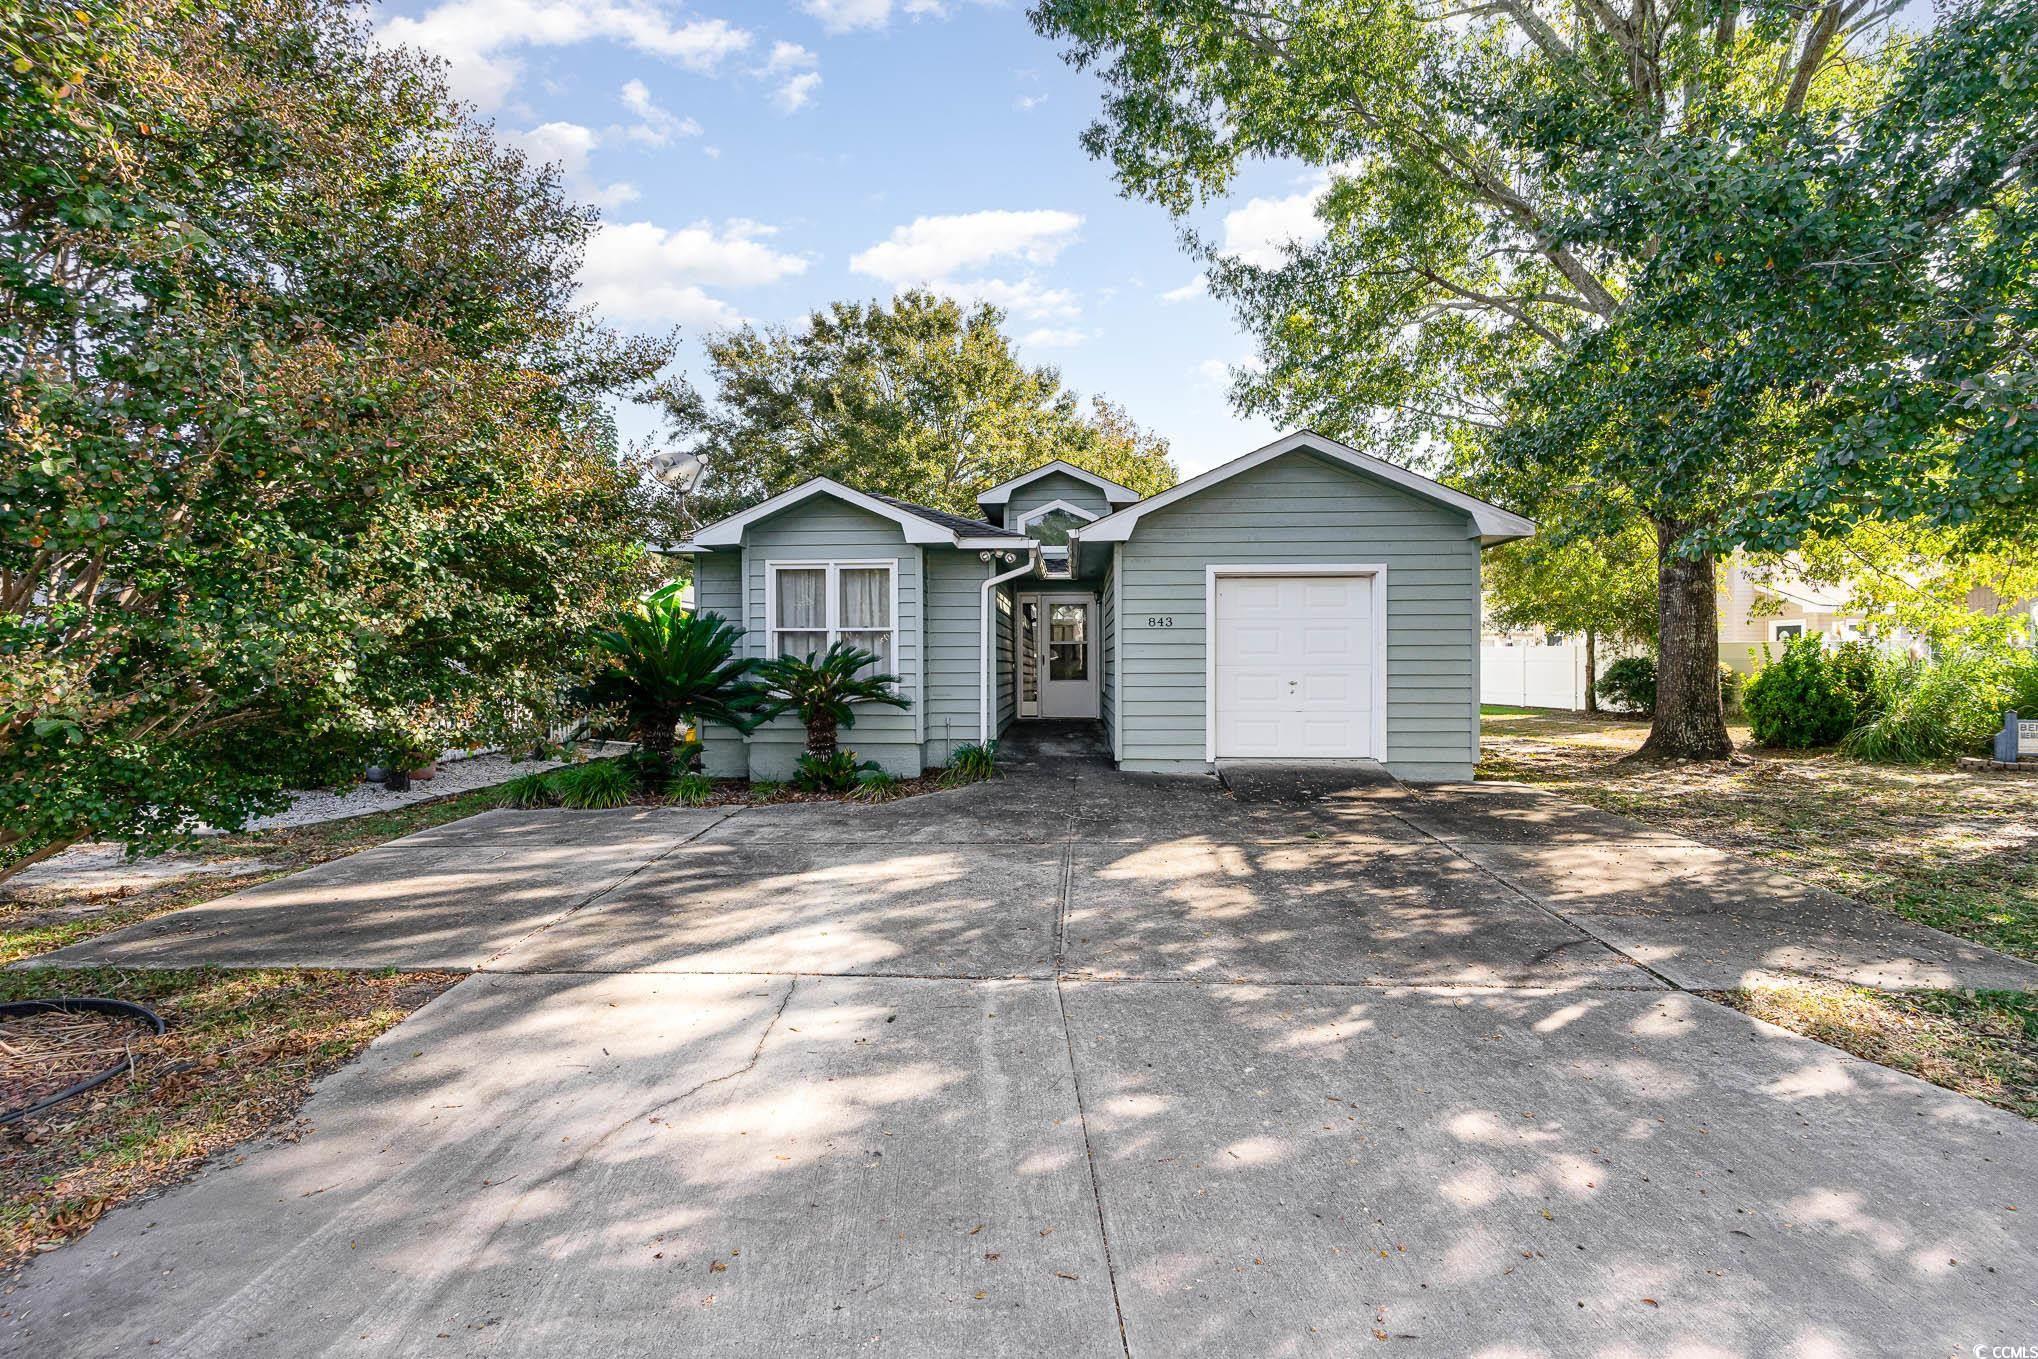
[839,567,891,672]
[776,568,826,658]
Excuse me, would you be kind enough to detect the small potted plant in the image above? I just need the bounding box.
[377,728,439,793]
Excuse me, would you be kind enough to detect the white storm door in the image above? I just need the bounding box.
[1038,596,1100,719]
[1213,573,1376,758]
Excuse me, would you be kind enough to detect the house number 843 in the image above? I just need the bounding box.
[1146,615,1175,628]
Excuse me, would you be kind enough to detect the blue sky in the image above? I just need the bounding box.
[371,0,1323,475]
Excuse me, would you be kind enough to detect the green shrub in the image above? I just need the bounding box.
[665,771,715,806]
[749,779,784,802]
[1743,636,1856,748]
[495,771,559,809]
[550,759,635,809]
[1595,656,1657,714]
[1717,663,1743,716]
[943,740,1000,785]
[1844,648,2030,763]
[792,749,878,792]
[1829,640,1881,721]
[846,769,904,803]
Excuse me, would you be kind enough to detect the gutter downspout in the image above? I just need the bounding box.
[979,545,1039,746]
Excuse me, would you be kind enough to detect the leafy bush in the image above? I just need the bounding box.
[1717,663,1743,716]
[622,739,701,792]
[1744,636,1856,748]
[943,740,1000,785]
[586,597,767,781]
[550,759,634,809]
[1829,640,1881,721]
[1844,648,2034,763]
[665,772,715,806]
[749,780,784,802]
[495,772,559,809]
[1595,656,1657,714]
[846,769,904,803]
[792,749,880,793]
[756,643,911,762]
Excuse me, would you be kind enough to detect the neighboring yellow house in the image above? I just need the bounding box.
[1718,557,2030,674]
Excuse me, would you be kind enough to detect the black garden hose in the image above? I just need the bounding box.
[0,997,166,1126]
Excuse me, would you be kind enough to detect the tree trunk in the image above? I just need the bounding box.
[640,708,678,771]
[1635,520,1734,760]
[1584,627,1599,714]
[806,714,838,759]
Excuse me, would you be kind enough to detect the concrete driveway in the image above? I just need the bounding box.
[11,738,2038,1356]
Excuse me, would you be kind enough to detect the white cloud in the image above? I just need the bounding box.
[942,276,1080,321]
[801,0,892,31]
[1219,176,1330,269]
[852,209,1083,284]
[1021,327,1088,349]
[511,121,640,210]
[1014,92,1047,112]
[773,71,823,114]
[764,41,818,74]
[379,1,751,112]
[800,0,993,33]
[620,78,701,147]
[581,218,809,328]
[1159,274,1207,304]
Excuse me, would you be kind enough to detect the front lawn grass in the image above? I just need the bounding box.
[1710,983,2038,1120]
[0,967,457,1271]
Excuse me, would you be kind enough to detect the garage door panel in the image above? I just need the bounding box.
[1214,573,1377,761]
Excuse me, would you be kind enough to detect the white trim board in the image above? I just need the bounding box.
[1016,498,1101,527]
[1076,431,1535,547]
[691,477,1030,549]
[1202,563,1390,764]
[976,460,1144,508]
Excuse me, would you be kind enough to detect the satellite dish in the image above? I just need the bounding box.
[648,450,704,493]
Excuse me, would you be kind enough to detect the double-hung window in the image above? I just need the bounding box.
[768,561,897,673]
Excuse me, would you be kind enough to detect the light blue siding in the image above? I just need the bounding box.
[995,588,1016,735]
[1100,547,1118,757]
[922,547,989,766]
[1116,450,1483,782]
[1003,471,1113,530]
[711,499,928,777]
[692,551,749,778]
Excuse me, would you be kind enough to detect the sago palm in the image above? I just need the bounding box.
[586,589,767,771]
[756,641,911,759]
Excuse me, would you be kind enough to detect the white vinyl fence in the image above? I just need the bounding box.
[1480,643,1596,711]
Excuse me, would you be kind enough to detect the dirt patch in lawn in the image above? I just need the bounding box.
[0,967,457,1273]
[1478,707,2038,961]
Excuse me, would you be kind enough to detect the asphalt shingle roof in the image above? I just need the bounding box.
[867,492,1025,539]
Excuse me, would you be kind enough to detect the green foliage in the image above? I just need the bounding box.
[587,597,767,778]
[1718,665,1743,718]
[1844,649,2038,763]
[1,0,677,880]
[1595,658,1658,716]
[1828,642,1882,723]
[792,750,879,794]
[495,772,560,810]
[1744,638,1857,749]
[756,642,911,760]
[550,760,634,810]
[664,772,715,807]
[846,769,904,803]
[1483,507,1658,648]
[943,741,1000,785]
[748,780,784,802]
[658,291,1178,522]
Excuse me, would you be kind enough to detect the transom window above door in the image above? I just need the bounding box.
[768,561,896,672]
[1017,499,1099,547]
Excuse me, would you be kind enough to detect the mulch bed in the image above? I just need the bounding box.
[628,774,956,809]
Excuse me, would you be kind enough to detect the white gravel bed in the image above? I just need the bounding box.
[231,748,622,832]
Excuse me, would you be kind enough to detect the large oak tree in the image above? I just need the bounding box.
[1032,0,2035,759]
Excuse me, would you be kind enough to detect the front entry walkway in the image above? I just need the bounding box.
[11,760,2038,1356]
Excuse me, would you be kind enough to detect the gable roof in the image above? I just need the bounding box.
[1072,431,1535,547]
[684,477,1032,550]
[975,460,1144,508]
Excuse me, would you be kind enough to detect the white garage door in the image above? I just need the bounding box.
[1213,573,1377,759]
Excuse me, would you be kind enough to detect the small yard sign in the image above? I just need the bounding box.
[1994,711,2035,762]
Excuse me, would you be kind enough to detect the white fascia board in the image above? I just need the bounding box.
[1073,431,1537,545]
[975,459,1143,507]
[691,478,955,546]
[1016,498,1101,525]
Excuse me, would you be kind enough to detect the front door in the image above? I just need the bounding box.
[1022,593,1099,719]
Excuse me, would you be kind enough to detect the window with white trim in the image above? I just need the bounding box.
[1770,620,1807,642]
[768,561,897,673]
